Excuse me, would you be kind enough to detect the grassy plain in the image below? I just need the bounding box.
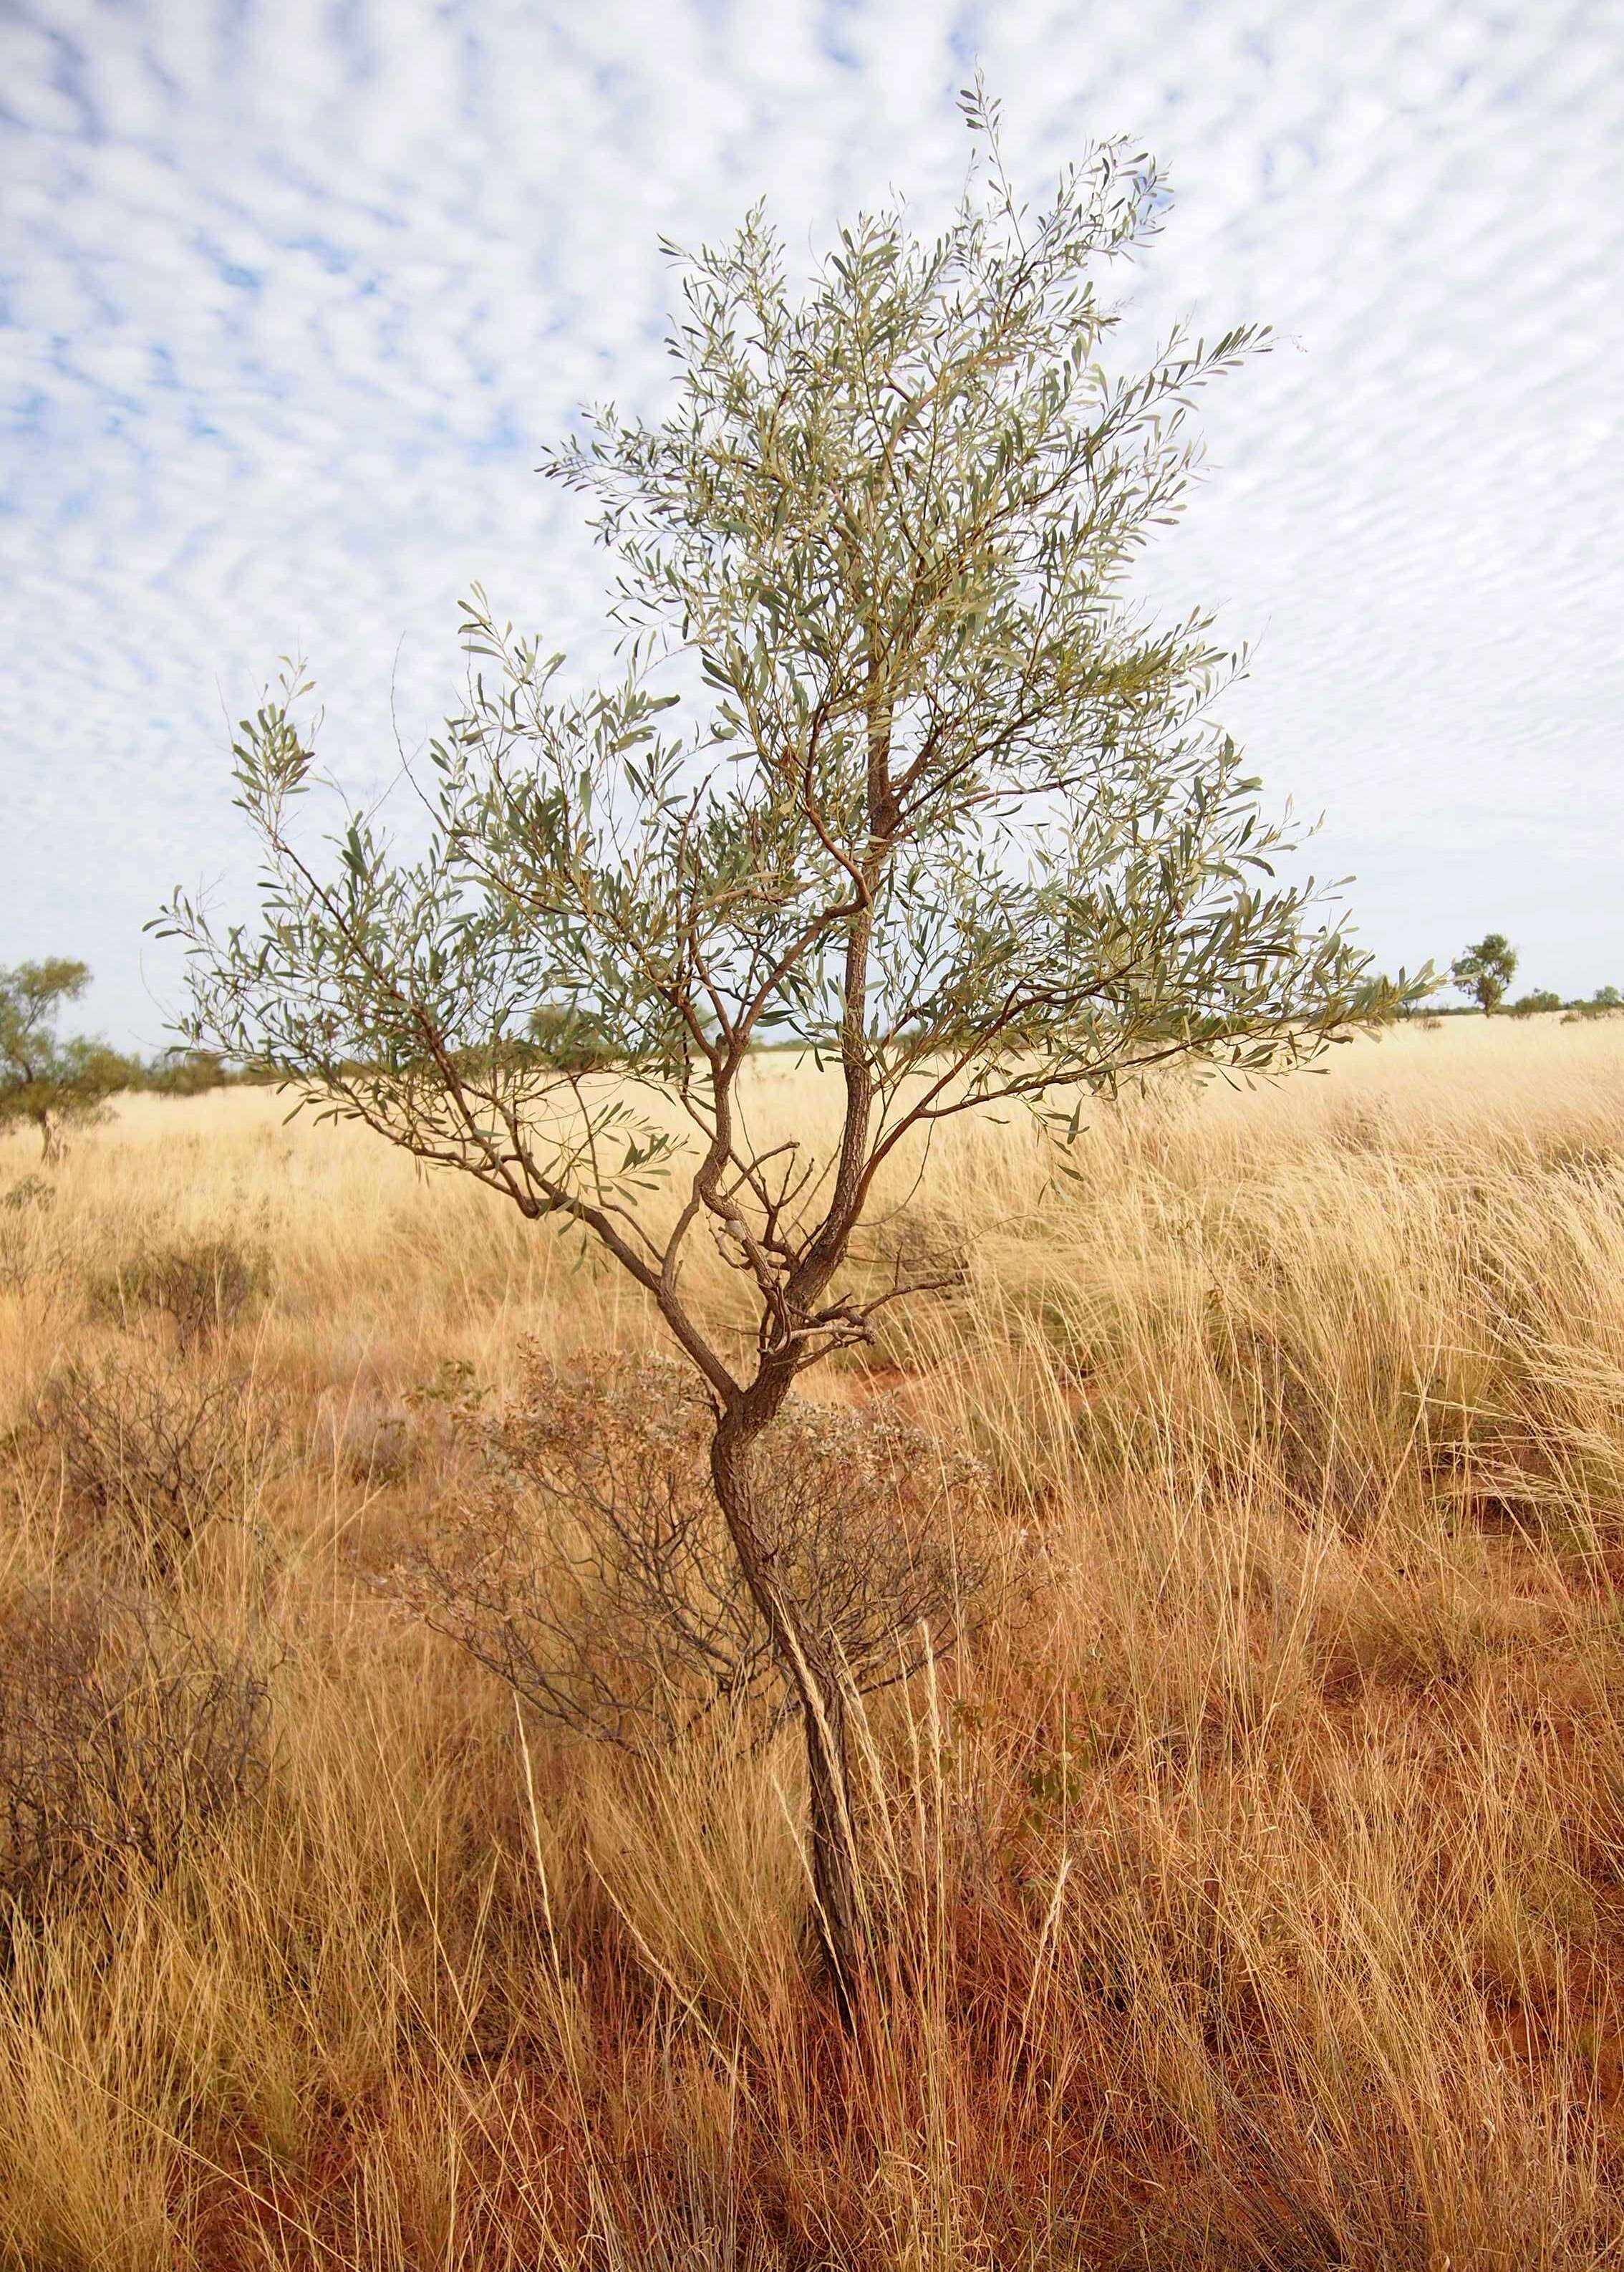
[4,1012,1624,2267]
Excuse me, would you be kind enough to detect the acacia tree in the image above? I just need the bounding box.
[160,95,1405,2023]
[1451,933,1517,1014]
[0,960,131,1162]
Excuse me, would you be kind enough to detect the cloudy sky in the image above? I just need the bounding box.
[2,0,1620,1049]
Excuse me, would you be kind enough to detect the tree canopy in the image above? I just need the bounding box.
[1451,933,1517,1015]
[0,960,132,1161]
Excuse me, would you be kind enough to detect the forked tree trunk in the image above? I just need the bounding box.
[710,1405,864,2030]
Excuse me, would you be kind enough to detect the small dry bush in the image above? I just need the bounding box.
[88,1231,271,1352]
[0,1173,65,1299]
[0,1586,270,1930]
[410,1350,994,1750]
[35,1347,279,1568]
[0,1174,54,1216]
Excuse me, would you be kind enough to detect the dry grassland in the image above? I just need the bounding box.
[4,1013,1624,2267]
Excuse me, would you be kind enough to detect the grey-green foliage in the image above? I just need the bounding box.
[160,100,1402,1394]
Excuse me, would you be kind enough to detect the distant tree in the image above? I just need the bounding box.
[525,1003,614,1073]
[1451,933,1517,1015]
[145,1047,230,1097]
[160,92,1413,2025]
[1370,971,1440,1021]
[1509,989,1562,1018]
[0,961,134,1161]
[1565,985,1623,1021]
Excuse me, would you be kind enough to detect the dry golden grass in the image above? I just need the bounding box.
[4,1011,1624,2266]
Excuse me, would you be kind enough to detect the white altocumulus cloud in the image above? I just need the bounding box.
[1,0,1620,1046]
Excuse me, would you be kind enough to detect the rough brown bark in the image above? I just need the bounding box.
[710,1392,864,2030]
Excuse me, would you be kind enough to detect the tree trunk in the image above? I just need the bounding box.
[791,1630,864,2032]
[710,1404,864,2030]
